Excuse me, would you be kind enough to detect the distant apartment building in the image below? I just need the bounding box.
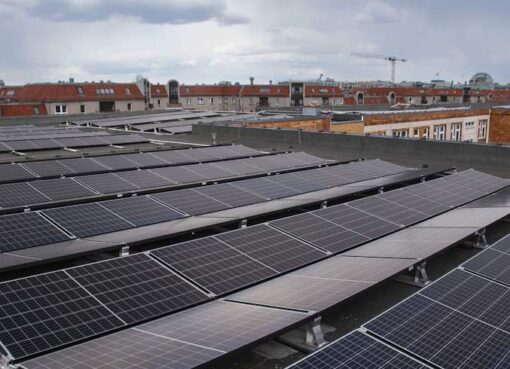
[331,108,492,143]
[0,82,145,117]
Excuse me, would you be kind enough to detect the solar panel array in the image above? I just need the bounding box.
[286,330,430,369]
[0,134,149,153]
[0,144,262,184]
[0,253,209,361]
[364,271,510,368]
[0,151,331,209]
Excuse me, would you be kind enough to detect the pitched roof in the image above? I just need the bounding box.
[0,83,144,102]
[0,103,47,117]
[179,84,289,97]
[150,85,168,97]
[304,85,342,97]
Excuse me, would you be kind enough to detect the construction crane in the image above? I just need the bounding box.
[351,53,407,84]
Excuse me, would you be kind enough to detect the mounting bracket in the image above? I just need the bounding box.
[395,261,430,287]
[239,219,248,229]
[120,245,130,257]
[305,316,327,348]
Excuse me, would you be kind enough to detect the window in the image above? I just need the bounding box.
[210,98,214,104]
[80,104,85,113]
[450,123,462,141]
[197,97,204,105]
[423,127,430,139]
[157,99,161,106]
[413,129,419,138]
[6,90,15,96]
[33,106,40,115]
[392,130,408,138]
[433,125,446,140]
[127,103,132,111]
[125,87,131,95]
[478,120,487,139]
[55,104,67,115]
[187,98,192,106]
[76,86,84,95]
[465,121,474,128]
[260,88,271,93]
[156,88,160,94]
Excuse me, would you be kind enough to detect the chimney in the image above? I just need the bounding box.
[250,77,254,86]
[269,80,272,85]
[69,77,74,83]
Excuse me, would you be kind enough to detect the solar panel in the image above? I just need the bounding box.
[0,212,71,252]
[347,196,428,226]
[56,158,108,174]
[322,164,374,183]
[150,149,196,165]
[42,203,135,238]
[4,140,40,151]
[91,155,138,170]
[152,188,230,215]
[31,138,61,149]
[364,294,510,369]
[53,137,88,148]
[184,163,237,180]
[215,224,328,273]
[296,168,352,186]
[287,330,429,369]
[149,166,207,184]
[419,269,510,333]
[402,181,473,207]
[314,204,402,239]
[444,169,509,194]
[270,212,370,253]
[228,256,414,312]
[114,170,175,189]
[74,173,139,194]
[152,237,277,295]
[99,196,183,226]
[178,147,220,162]
[210,160,262,176]
[463,249,510,287]
[194,183,266,208]
[136,300,311,352]
[493,234,510,255]
[121,152,169,167]
[361,159,409,175]
[66,253,208,325]
[266,173,328,193]
[414,207,510,229]
[343,226,479,259]
[232,177,301,199]
[378,189,451,216]
[0,270,125,360]
[21,328,223,369]
[0,163,36,182]
[427,177,486,200]
[29,178,97,201]
[20,161,75,177]
[0,182,50,208]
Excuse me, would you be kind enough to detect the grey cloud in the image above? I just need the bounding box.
[1,0,248,25]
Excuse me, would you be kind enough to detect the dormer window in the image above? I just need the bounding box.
[125,87,131,95]
[76,86,84,95]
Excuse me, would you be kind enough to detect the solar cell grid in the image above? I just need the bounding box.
[152,188,229,215]
[30,139,60,149]
[74,173,139,194]
[177,148,219,162]
[419,269,510,333]
[20,161,75,177]
[99,196,183,226]
[215,224,328,273]
[232,177,300,199]
[137,300,311,352]
[29,178,97,201]
[114,170,175,189]
[426,178,486,200]
[0,270,124,360]
[195,183,265,208]
[5,140,40,151]
[379,189,451,216]
[91,155,138,170]
[121,152,169,167]
[53,137,89,148]
[444,169,509,194]
[55,158,108,174]
[493,235,510,255]
[42,203,135,238]
[21,328,223,369]
[402,181,470,207]
[270,213,370,253]
[314,204,402,239]
[296,168,351,186]
[364,294,510,369]
[149,166,207,184]
[184,163,236,180]
[266,173,328,193]
[66,253,208,325]
[0,182,50,208]
[0,212,71,252]
[210,160,262,175]
[286,330,429,369]
[323,164,374,183]
[347,195,428,226]
[151,237,277,295]
[463,249,510,287]
[150,149,196,165]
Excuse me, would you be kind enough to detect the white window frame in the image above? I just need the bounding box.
[478,120,487,139]
[54,104,67,115]
[450,123,462,141]
[433,125,446,140]
[197,97,204,105]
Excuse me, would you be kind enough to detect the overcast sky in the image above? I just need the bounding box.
[2,0,509,85]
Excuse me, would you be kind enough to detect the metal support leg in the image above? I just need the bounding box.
[474,228,488,249]
[321,200,328,209]
[396,261,430,287]
[305,317,326,348]
[378,187,385,194]
[120,246,130,257]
